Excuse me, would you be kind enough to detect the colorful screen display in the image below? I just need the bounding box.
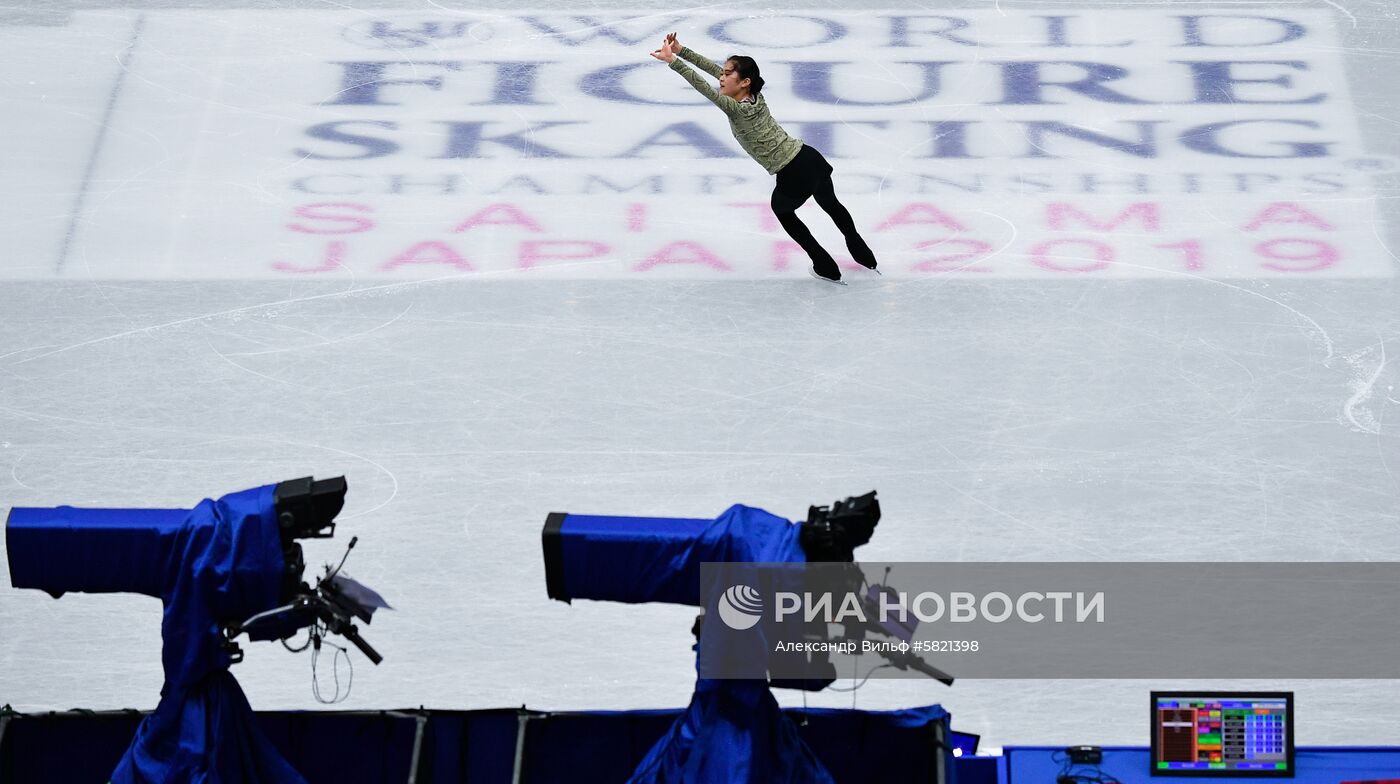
[1151,692,1294,777]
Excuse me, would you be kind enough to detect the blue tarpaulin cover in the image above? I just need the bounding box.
[551,504,837,782]
[554,504,807,605]
[7,485,306,783]
[627,679,835,784]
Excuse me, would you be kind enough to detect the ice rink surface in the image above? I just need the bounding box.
[2,0,1399,751]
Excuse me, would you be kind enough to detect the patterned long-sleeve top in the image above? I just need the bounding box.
[667,46,804,175]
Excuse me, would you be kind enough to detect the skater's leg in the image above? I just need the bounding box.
[772,187,840,280]
[811,180,858,238]
[813,179,878,270]
[776,211,841,280]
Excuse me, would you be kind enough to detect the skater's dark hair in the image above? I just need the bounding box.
[726,55,764,96]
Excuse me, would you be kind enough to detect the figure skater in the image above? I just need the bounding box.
[651,33,878,284]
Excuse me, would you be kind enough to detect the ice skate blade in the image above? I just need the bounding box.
[808,267,847,285]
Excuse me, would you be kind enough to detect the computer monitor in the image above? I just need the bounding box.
[1150,692,1294,777]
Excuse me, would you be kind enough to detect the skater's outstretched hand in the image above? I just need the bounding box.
[665,32,681,54]
[650,46,675,63]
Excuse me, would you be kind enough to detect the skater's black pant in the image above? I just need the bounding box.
[771,144,873,279]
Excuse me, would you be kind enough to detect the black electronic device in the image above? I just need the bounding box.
[800,491,880,562]
[1068,746,1103,765]
[223,477,389,666]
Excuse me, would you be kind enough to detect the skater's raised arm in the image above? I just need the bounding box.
[650,41,744,116]
[666,33,723,78]
[668,58,744,115]
[678,48,723,78]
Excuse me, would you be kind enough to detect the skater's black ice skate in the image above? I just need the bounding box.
[808,266,846,285]
[847,237,880,274]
